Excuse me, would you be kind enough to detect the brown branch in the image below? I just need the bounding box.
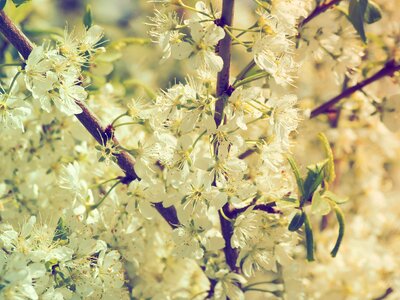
[0,11,33,59]
[213,0,238,274]
[299,0,342,29]
[238,147,256,160]
[226,202,278,219]
[310,60,400,118]
[0,10,179,229]
[214,0,235,127]
[374,288,393,300]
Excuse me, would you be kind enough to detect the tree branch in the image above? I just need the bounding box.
[0,10,179,229]
[373,288,393,300]
[298,0,342,29]
[310,60,400,118]
[214,0,235,127]
[0,11,33,59]
[213,0,238,273]
[226,202,278,219]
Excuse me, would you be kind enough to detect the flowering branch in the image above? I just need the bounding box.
[310,60,400,118]
[214,0,235,127]
[0,10,179,229]
[213,0,239,273]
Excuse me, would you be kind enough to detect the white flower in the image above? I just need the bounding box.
[226,87,264,130]
[253,34,296,85]
[171,21,225,73]
[172,217,211,259]
[267,94,299,148]
[178,171,227,217]
[237,239,275,277]
[231,208,262,249]
[127,180,156,219]
[80,25,104,53]
[59,161,86,195]
[214,269,247,300]
[24,46,53,96]
[0,93,30,132]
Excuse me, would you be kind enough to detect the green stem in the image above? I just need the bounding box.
[113,121,144,128]
[330,205,345,257]
[8,70,21,93]
[236,21,258,39]
[304,213,315,262]
[192,130,207,149]
[110,112,128,127]
[233,71,269,88]
[224,26,250,48]
[89,177,120,189]
[0,62,23,68]
[176,0,213,18]
[244,288,273,293]
[234,60,256,85]
[243,281,274,290]
[89,180,121,211]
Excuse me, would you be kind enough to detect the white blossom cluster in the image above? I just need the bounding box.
[0,216,127,299]
[0,24,104,132]
[0,0,399,299]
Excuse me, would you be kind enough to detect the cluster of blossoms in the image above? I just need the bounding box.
[149,1,225,76]
[0,24,104,132]
[0,0,399,299]
[0,216,127,299]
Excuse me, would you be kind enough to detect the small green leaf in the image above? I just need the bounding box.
[11,0,29,7]
[302,161,326,204]
[288,211,305,232]
[287,156,305,199]
[0,0,7,10]
[323,191,349,204]
[53,218,69,243]
[363,0,382,24]
[331,206,345,257]
[83,5,92,29]
[304,213,315,262]
[318,133,335,184]
[348,0,368,42]
[311,191,331,216]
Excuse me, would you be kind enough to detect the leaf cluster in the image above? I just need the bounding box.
[287,133,347,261]
[348,0,382,43]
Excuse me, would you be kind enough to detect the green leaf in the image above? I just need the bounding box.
[83,5,92,29]
[331,206,345,257]
[302,161,326,204]
[323,191,349,204]
[0,0,6,10]
[318,133,335,184]
[304,213,315,262]
[287,156,305,199]
[11,0,29,7]
[53,218,69,243]
[288,211,305,232]
[311,191,331,216]
[363,0,382,24]
[348,0,368,43]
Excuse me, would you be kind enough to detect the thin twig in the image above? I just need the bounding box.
[226,202,278,219]
[298,0,342,29]
[373,288,394,300]
[0,10,179,229]
[310,60,400,118]
[238,148,257,160]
